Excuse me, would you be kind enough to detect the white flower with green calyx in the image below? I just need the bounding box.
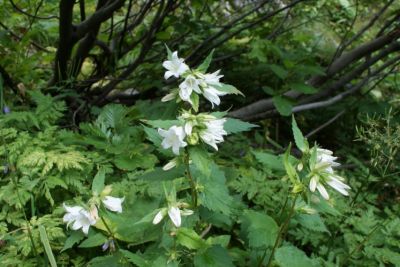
[163,51,189,80]
[152,204,193,228]
[102,196,124,213]
[63,204,97,235]
[179,75,201,104]
[158,125,187,155]
[202,86,227,108]
[179,112,228,149]
[309,147,350,200]
[199,116,227,150]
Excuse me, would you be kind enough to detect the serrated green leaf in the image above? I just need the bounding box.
[252,151,284,171]
[196,164,233,215]
[191,93,200,112]
[291,116,307,152]
[134,166,185,182]
[273,96,292,116]
[241,210,278,248]
[120,249,150,267]
[275,246,317,267]
[289,83,317,94]
[189,146,211,177]
[61,231,85,252]
[269,64,288,79]
[92,167,106,195]
[144,120,180,129]
[79,233,107,248]
[197,49,214,73]
[176,227,208,250]
[224,118,258,134]
[296,214,329,233]
[194,245,234,267]
[217,83,244,96]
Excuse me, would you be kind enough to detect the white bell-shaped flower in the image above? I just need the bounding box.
[179,75,201,103]
[152,206,193,228]
[163,51,189,79]
[158,126,187,155]
[202,86,227,108]
[63,204,97,235]
[309,148,350,200]
[102,196,124,213]
[199,117,227,150]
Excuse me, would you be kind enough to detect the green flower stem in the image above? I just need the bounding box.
[184,150,198,208]
[100,215,120,250]
[259,193,298,267]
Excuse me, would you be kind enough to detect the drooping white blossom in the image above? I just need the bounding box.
[202,86,227,108]
[158,126,187,155]
[309,148,350,200]
[163,51,189,79]
[179,75,201,103]
[199,117,227,150]
[152,206,193,228]
[63,204,97,235]
[202,70,223,87]
[102,196,124,213]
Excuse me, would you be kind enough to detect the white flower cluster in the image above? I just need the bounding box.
[158,113,227,155]
[63,194,124,235]
[152,203,193,228]
[162,51,227,108]
[309,148,351,200]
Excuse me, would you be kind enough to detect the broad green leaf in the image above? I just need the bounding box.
[252,151,284,171]
[134,166,185,182]
[196,164,233,215]
[283,144,298,184]
[176,227,208,250]
[79,233,107,248]
[88,253,129,267]
[273,96,293,116]
[189,146,211,177]
[289,83,317,94]
[224,118,258,134]
[39,225,57,267]
[217,83,244,96]
[296,214,329,233]
[269,64,288,79]
[92,167,106,195]
[197,49,214,73]
[191,93,200,112]
[165,44,173,59]
[206,235,231,247]
[291,116,308,152]
[240,210,278,248]
[143,126,162,147]
[144,120,180,129]
[120,249,150,267]
[275,246,317,267]
[61,231,85,252]
[114,153,158,171]
[194,245,234,267]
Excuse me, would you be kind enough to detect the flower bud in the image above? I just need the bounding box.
[100,185,113,197]
[163,159,177,171]
[297,163,303,171]
[292,183,304,193]
[187,132,199,145]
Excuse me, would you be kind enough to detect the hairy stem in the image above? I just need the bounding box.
[185,150,198,208]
